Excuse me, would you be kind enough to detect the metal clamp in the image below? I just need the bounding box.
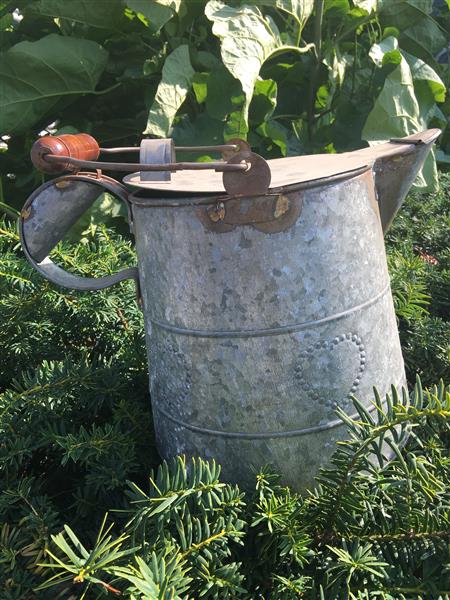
[196,192,302,233]
[139,138,175,182]
[19,173,141,299]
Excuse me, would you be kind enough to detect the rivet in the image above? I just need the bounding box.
[208,202,226,222]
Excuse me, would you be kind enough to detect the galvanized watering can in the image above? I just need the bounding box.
[21,128,440,489]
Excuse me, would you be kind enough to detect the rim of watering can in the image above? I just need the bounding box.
[126,164,371,207]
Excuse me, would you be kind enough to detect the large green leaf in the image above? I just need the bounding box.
[259,0,314,30]
[205,66,242,121]
[205,1,314,133]
[205,1,281,118]
[277,0,314,23]
[256,119,288,155]
[250,78,277,126]
[173,112,223,149]
[401,20,447,67]
[144,44,194,136]
[127,0,182,32]
[379,0,447,65]
[27,0,127,30]
[352,0,377,12]
[363,37,444,191]
[363,60,419,139]
[368,36,402,67]
[378,0,434,27]
[404,52,448,140]
[404,53,446,104]
[0,34,108,135]
[206,1,311,133]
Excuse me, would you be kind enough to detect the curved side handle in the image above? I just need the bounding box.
[19,173,141,298]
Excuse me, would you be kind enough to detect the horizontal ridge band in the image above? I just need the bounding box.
[154,378,406,440]
[150,282,390,339]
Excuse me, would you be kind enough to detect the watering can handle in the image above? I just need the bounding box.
[19,173,141,298]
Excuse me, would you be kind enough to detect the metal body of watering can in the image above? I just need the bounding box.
[20,129,441,490]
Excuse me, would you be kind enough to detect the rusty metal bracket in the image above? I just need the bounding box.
[222,150,271,197]
[196,192,302,233]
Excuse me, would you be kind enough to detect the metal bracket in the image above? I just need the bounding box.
[196,192,302,233]
[222,150,271,196]
[140,138,175,182]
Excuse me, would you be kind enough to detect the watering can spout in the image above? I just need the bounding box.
[351,129,441,233]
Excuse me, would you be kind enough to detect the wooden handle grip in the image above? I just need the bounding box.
[31,134,100,174]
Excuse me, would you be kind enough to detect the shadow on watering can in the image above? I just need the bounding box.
[20,128,441,490]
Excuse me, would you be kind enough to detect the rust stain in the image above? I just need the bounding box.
[274,195,289,219]
[207,202,226,222]
[197,193,303,234]
[55,179,72,189]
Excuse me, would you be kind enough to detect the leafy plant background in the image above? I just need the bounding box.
[0,0,449,598]
[0,0,449,212]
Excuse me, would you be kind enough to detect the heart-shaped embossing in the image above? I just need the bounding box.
[294,332,366,410]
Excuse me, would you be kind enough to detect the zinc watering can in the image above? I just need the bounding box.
[20,128,440,489]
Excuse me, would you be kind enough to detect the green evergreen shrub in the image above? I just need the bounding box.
[0,221,157,598]
[35,382,450,599]
[386,172,450,386]
[0,173,448,598]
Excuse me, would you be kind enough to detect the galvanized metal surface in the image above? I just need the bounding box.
[349,129,442,232]
[21,178,100,262]
[140,138,175,182]
[132,169,405,490]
